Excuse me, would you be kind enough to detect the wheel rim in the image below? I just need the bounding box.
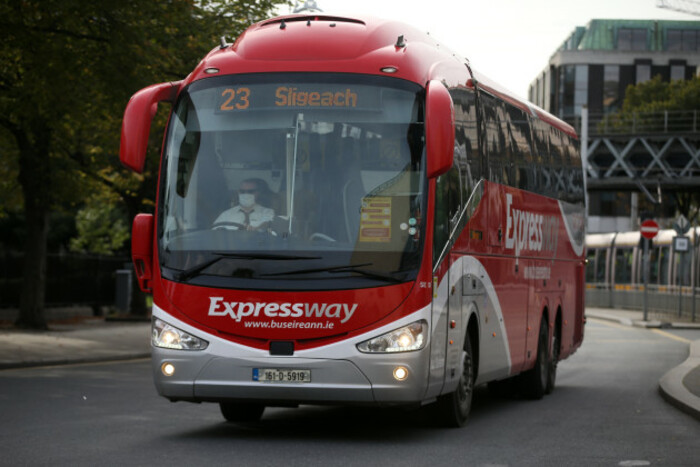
[549,332,559,383]
[457,350,473,414]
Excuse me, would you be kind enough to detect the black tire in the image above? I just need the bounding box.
[219,402,265,422]
[437,333,475,428]
[545,322,560,395]
[518,318,549,400]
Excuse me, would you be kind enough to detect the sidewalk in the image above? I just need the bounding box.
[1,308,698,420]
[586,307,700,421]
[0,316,151,369]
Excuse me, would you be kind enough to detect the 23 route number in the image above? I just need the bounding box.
[220,87,250,111]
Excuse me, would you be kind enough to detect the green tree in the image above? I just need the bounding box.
[622,75,700,113]
[0,0,287,328]
[70,191,130,255]
[603,76,700,133]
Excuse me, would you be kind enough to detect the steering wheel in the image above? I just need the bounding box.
[213,221,247,231]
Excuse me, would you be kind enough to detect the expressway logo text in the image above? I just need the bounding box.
[208,297,358,324]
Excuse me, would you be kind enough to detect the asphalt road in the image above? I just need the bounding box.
[1,319,699,467]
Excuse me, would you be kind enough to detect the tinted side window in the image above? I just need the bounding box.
[433,166,462,266]
[449,87,480,194]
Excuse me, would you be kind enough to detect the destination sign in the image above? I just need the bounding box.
[274,86,358,108]
[216,84,375,112]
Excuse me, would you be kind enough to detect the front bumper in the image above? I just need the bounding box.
[151,308,432,406]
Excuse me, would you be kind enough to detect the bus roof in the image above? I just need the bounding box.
[186,13,576,139]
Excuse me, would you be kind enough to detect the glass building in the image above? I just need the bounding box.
[529,19,700,234]
[529,20,700,121]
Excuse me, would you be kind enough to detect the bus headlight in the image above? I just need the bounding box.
[152,318,209,350]
[356,320,428,353]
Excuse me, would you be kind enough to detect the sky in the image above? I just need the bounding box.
[282,0,695,99]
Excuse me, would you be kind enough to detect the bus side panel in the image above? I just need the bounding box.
[444,252,464,392]
[427,259,449,399]
[483,255,529,375]
[461,255,513,386]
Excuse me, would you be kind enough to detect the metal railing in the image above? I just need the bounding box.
[567,109,700,136]
[0,252,130,308]
[586,282,698,322]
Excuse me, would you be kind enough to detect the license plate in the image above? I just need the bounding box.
[252,368,311,383]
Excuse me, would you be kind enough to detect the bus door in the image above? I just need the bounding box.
[429,166,463,396]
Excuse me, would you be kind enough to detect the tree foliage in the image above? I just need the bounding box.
[70,191,130,255]
[622,75,700,113]
[601,76,700,134]
[0,0,288,328]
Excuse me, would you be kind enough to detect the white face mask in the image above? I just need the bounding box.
[238,193,255,208]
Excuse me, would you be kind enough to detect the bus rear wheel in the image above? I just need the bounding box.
[219,402,265,422]
[518,318,549,400]
[545,323,560,395]
[437,333,475,427]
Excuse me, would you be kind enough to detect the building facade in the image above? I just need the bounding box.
[529,19,700,233]
[530,19,700,119]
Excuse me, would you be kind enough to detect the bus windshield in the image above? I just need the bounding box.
[158,73,426,290]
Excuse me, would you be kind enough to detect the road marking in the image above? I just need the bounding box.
[651,329,691,344]
[585,339,663,344]
[588,318,691,344]
[586,317,634,331]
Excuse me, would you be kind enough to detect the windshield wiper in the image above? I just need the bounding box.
[175,252,320,282]
[261,262,404,284]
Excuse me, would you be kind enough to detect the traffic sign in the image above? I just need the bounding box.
[673,235,689,253]
[640,219,659,240]
[673,214,690,235]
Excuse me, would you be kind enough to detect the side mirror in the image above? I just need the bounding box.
[120,81,180,173]
[425,80,455,178]
[131,214,154,293]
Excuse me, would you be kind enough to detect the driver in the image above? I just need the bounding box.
[213,178,274,231]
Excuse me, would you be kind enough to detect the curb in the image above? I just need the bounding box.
[0,352,151,371]
[586,310,700,421]
[585,311,700,330]
[658,340,700,421]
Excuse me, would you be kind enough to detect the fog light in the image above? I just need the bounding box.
[161,362,175,377]
[393,366,408,381]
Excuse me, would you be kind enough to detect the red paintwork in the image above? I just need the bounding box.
[123,14,583,355]
[146,14,465,350]
[119,82,179,173]
[448,180,585,368]
[425,80,455,178]
[155,280,431,352]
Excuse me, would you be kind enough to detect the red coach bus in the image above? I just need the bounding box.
[120,14,586,427]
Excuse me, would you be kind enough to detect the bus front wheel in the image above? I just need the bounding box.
[437,332,475,427]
